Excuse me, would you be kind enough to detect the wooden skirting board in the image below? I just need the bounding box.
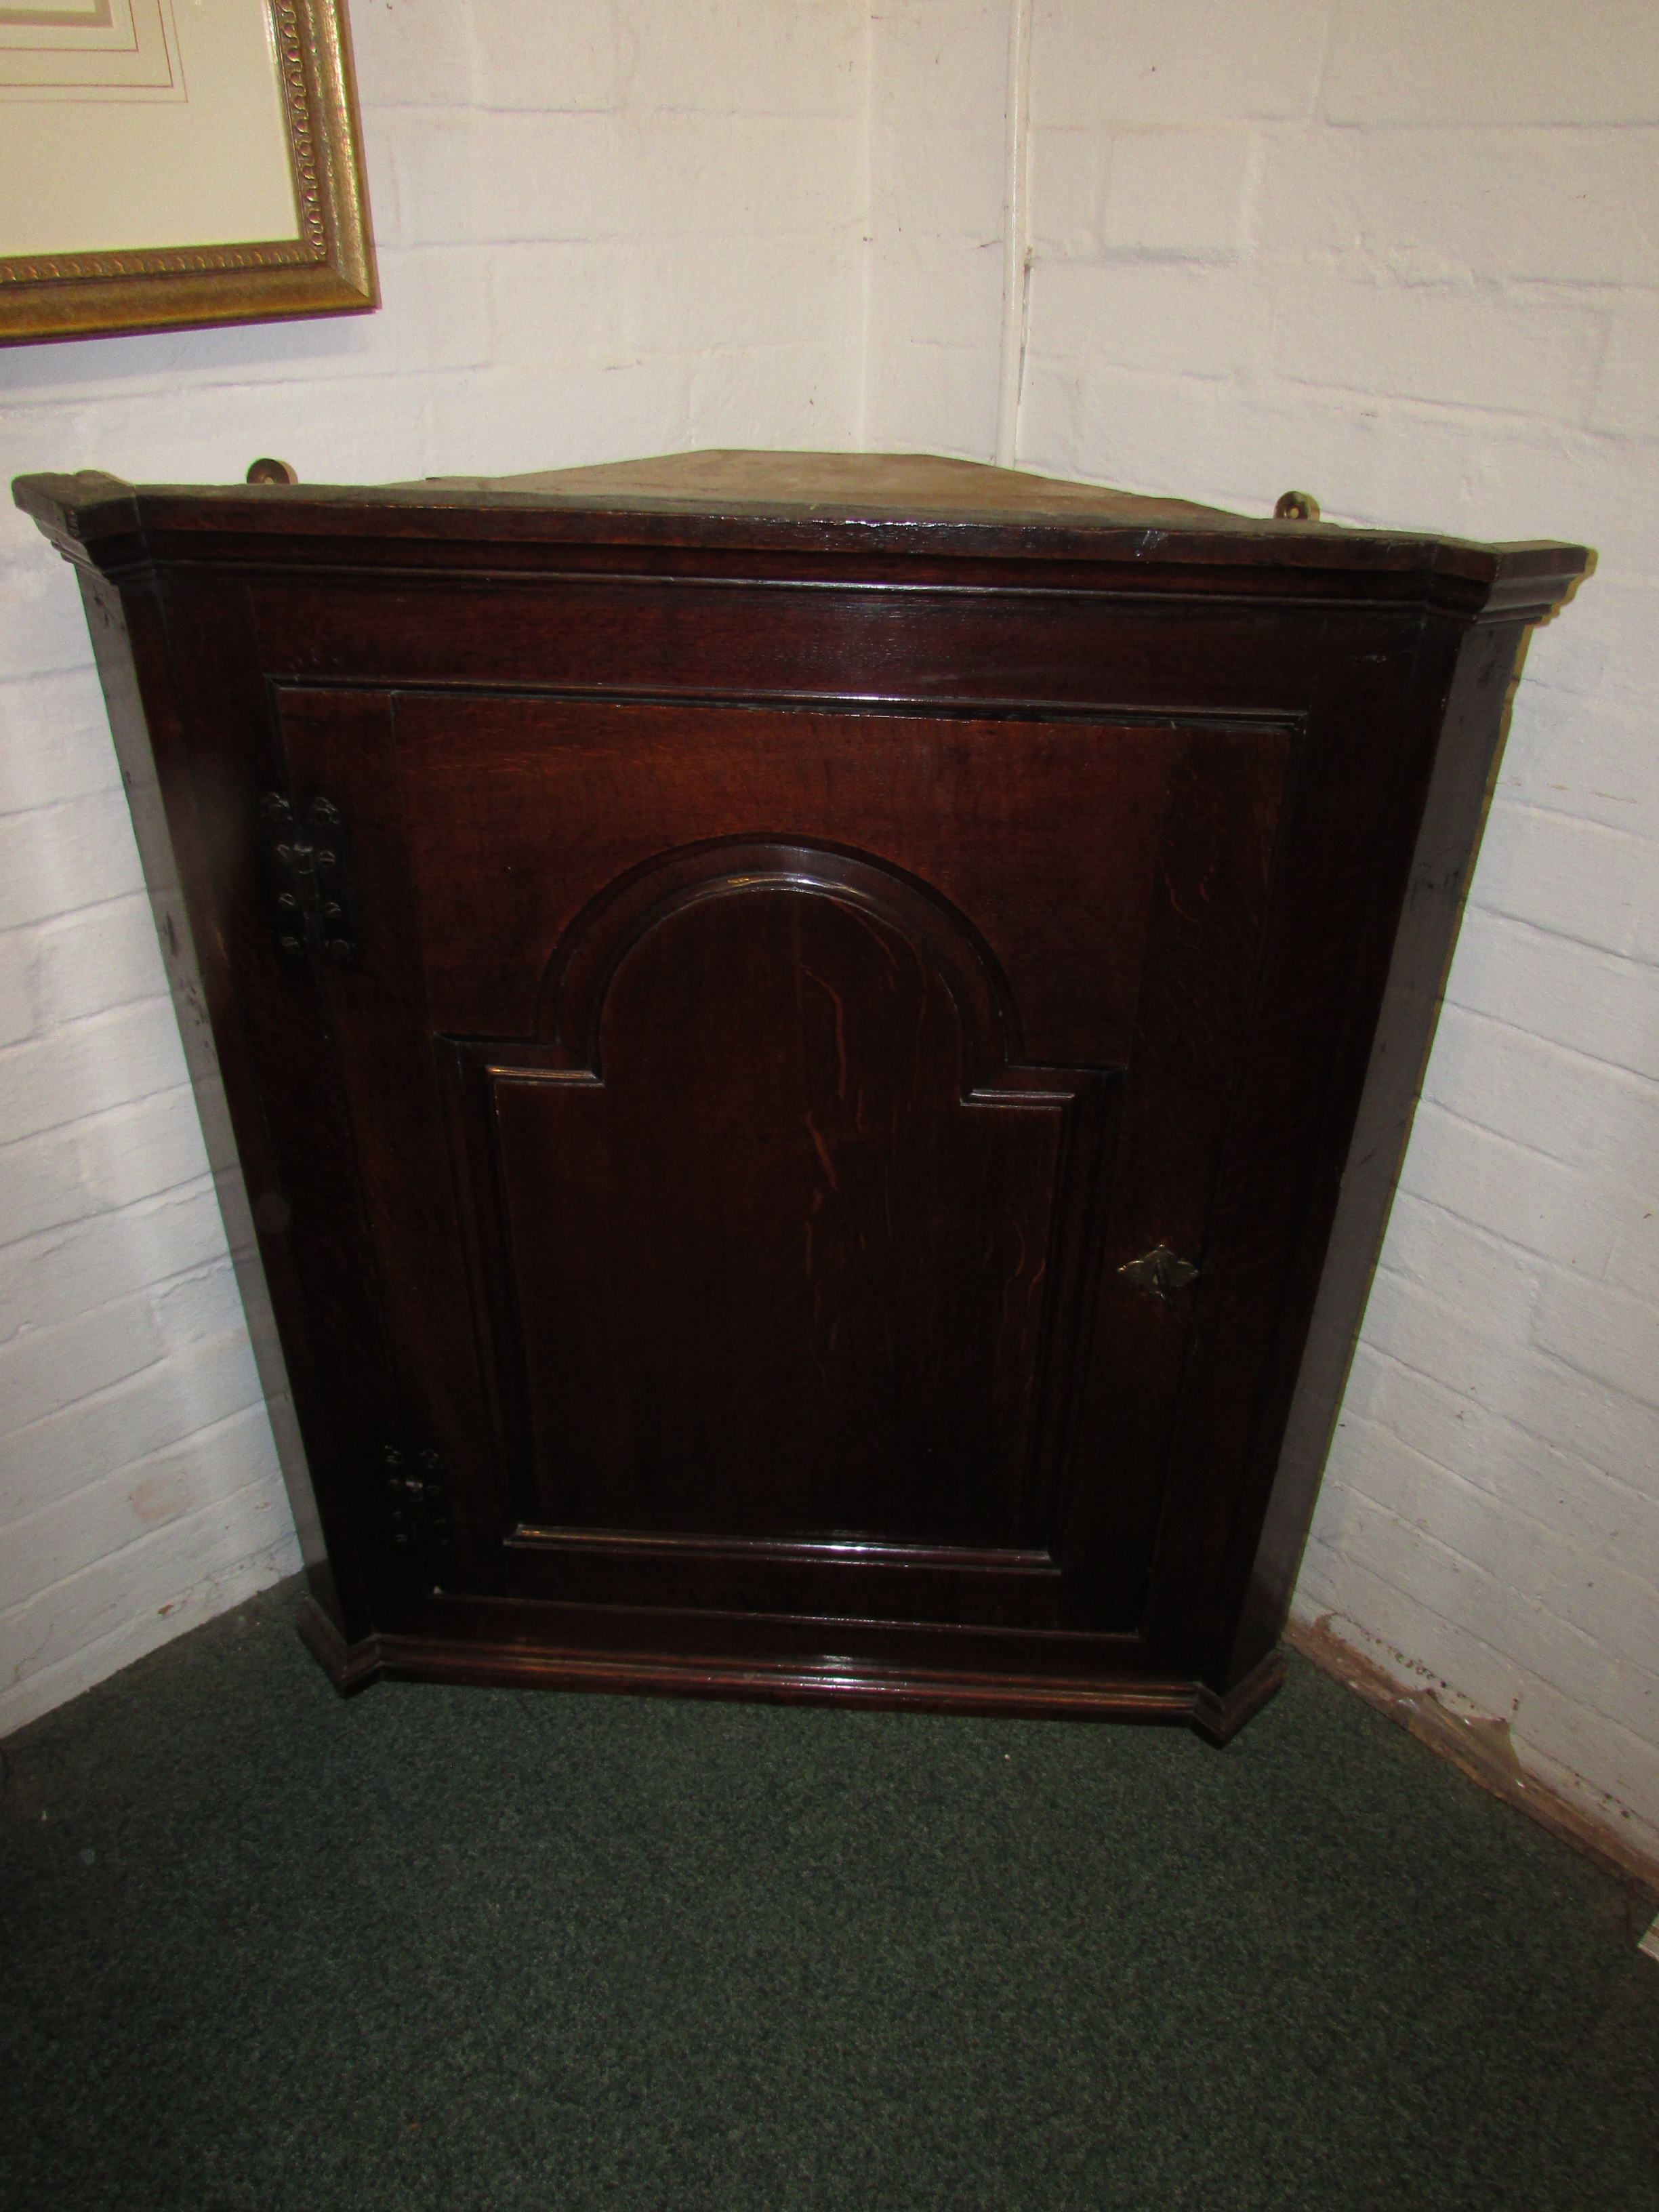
[1288,1614,1659,1915]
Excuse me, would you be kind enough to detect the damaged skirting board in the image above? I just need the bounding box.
[1285,1615,1659,1940]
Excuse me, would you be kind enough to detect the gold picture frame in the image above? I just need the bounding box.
[0,0,376,346]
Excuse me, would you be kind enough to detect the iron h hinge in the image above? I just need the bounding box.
[383,1446,455,1565]
[258,792,360,965]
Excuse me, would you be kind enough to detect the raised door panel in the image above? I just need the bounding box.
[273,687,1292,1641]
[441,841,1115,1629]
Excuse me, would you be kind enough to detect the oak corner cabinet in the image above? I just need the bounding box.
[14,450,1587,1742]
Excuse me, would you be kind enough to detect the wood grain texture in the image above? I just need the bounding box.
[12,451,1589,1737]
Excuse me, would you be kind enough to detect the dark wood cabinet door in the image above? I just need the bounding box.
[275,688,1292,1638]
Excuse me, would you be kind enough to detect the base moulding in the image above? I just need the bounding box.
[296,1596,1284,1746]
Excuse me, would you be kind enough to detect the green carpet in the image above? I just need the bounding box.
[3,1578,1656,2211]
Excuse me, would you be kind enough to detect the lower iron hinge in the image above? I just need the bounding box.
[383,1446,455,1566]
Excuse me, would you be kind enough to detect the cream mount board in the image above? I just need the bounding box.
[0,0,376,342]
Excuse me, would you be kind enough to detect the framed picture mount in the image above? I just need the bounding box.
[0,0,376,345]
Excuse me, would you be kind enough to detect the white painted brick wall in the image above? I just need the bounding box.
[1010,0,1659,1860]
[6,0,1657,1875]
[1097,129,1255,260]
[863,0,1010,455]
[0,0,868,1736]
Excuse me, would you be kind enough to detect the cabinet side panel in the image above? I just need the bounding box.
[144,575,410,1648]
[1135,614,1456,1679]
[77,571,329,1599]
[1227,615,1536,1683]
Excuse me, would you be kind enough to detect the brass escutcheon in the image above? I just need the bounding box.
[1118,1245,1201,1301]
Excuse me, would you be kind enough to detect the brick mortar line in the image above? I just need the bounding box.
[1298,1539,1659,1713]
[1334,1387,1659,1511]
[1326,1428,1659,1564]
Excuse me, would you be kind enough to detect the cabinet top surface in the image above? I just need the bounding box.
[13,448,1590,616]
[411,449,1237,527]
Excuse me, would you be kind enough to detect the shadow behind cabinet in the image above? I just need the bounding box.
[14,453,1587,1742]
